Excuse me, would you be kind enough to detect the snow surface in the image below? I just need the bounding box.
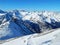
[1,28,60,45]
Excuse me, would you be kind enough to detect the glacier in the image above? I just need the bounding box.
[0,10,60,45]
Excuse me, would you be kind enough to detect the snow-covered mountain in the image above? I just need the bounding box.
[0,10,60,40]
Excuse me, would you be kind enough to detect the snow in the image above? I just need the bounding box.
[20,11,28,16]
[0,21,11,38]
[1,28,60,45]
[22,12,41,23]
[0,13,5,16]
[22,11,60,24]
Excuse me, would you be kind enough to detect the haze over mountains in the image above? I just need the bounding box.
[0,10,60,40]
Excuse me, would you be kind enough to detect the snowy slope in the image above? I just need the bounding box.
[1,28,60,45]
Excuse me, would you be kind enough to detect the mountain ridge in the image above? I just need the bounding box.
[0,10,60,40]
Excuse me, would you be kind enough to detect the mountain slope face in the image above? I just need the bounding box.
[0,10,60,40]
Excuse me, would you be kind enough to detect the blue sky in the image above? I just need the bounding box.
[0,0,60,11]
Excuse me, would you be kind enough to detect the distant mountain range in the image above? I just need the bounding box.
[0,10,60,40]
